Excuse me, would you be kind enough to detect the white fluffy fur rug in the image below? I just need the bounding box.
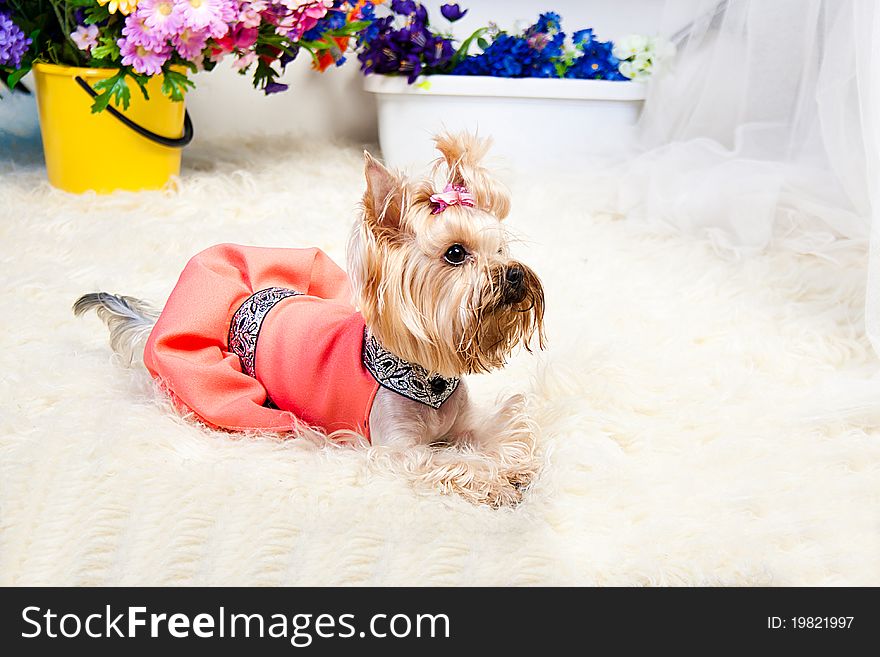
[1,137,879,586]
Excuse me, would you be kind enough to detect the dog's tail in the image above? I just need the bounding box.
[73,292,159,364]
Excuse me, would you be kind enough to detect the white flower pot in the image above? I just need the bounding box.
[364,74,647,172]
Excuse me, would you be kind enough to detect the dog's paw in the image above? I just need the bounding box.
[506,467,535,493]
[482,478,524,508]
[483,464,539,508]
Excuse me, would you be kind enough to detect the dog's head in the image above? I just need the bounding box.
[348,132,545,378]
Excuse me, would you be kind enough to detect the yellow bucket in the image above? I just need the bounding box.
[32,63,191,194]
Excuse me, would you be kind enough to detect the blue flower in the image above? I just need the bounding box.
[453,34,546,78]
[357,4,383,44]
[565,39,623,80]
[534,12,561,34]
[453,18,565,80]
[356,5,631,84]
[302,8,348,41]
[535,61,556,78]
[572,29,593,47]
[440,3,467,22]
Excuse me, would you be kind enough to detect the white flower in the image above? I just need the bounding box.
[612,33,648,61]
[70,24,100,52]
[614,33,676,80]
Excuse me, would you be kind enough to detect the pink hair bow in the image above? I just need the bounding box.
[430,183,475,215]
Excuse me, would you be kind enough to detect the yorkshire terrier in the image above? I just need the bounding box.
[75,133,545,507]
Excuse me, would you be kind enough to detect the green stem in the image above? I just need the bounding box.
[49,0,83,66]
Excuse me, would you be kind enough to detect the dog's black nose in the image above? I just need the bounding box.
[503,266,526,304]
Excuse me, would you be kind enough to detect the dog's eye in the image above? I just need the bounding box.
[444,244,468,266]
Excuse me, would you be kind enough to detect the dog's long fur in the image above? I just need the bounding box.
[75,133,545,507]
[350,134,544,378]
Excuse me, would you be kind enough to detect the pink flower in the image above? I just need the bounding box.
[232,25,258,48]
[121,13,165,49]
[270,1,328,41]
[137,0,183,37]
[232,50,257,70]
[118,36,171,75]
[70,24,99,52]
[237,2,266,28]
[174,0,235,39]
[172,27,208,59]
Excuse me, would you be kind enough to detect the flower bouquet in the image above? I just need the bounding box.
[358,3,675,170]
[1,0,373,109]
[356,3,675,84]
[0,0,374,192]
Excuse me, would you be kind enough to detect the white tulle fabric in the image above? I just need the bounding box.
[614,0,880,351]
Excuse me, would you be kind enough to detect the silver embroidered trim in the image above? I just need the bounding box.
[362,330,459,409]
[228,287,301,378]
[228,287,459,409]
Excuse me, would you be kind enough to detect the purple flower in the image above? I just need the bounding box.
[0,10,31,68]
[390,0,427,24]
[358,2,455,82]
[440,4,467,22]
[391,0,418,15]
[264,80,289,95]
[279,46,300,68]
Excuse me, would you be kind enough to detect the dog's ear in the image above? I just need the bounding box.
[433,132,510,219]
[363,151,404,234]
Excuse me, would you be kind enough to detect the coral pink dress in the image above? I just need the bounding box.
[144,244,379,438]
[143,244,459,441]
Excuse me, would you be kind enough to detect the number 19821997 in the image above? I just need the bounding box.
[768,616,854,629]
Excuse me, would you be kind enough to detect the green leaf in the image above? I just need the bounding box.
[6,66,31,90]
[91,70,131,113]
[161,69,193,102]
[85,5,111,25]
[477,37,489,50]
[92,36,120,61]
[298,39,334,51]
[252,58,282,92]
[321,20,370,38]
[132,73,151,101]
[450,27,490,69]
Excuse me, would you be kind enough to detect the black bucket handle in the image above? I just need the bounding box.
[75,76,194,148]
